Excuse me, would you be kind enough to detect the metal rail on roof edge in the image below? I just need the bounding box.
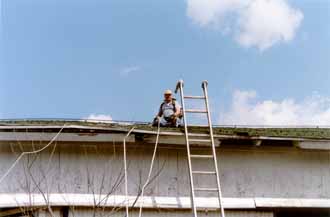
[1,118,330,128]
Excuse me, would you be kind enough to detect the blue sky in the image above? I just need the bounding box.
[1,0,330,125]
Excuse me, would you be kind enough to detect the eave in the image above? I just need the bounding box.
[0,121,330,150]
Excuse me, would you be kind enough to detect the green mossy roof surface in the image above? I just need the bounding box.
[1,120,330,140]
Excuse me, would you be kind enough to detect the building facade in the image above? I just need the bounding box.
[0,120,329,217]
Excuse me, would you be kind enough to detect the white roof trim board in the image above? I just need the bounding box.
[1,131,330,150]
[0,194,329,209]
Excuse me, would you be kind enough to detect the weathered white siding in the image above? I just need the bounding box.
[0,140,329,199]
[37,208,274,217]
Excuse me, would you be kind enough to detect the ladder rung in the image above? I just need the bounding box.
[184,95,206,99]
[192,171,216,175]
[189,138,211,143]
[185,109,207,113]
[190,154,213,158]
[187,125,209,127]
[194,187,218,191]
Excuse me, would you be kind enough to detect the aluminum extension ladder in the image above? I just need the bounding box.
[175,80,225,217]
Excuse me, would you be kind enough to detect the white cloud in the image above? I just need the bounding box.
[119,66,141,77]
[186,0,303,50]
[83,114,113,123]
[220,90,330,126]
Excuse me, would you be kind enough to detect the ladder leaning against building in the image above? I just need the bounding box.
[175,80,225,217]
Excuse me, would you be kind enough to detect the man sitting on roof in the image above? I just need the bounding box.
[153,89,182,127]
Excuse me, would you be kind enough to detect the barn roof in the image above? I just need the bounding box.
[1,119,330,141]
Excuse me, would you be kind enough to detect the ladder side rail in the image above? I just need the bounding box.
[177,81,198,217]
[202,81,226,217]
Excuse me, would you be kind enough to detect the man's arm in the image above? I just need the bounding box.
[157,104,163,118]
[174,102,181,117]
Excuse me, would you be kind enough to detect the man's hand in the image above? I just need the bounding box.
[170,114,177,121]
[152,116,161,127]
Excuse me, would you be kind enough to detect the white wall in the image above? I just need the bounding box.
[0,141,329,199]
[49,208,274,217]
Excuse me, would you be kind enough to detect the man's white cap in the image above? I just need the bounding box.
[164,89,172,95]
